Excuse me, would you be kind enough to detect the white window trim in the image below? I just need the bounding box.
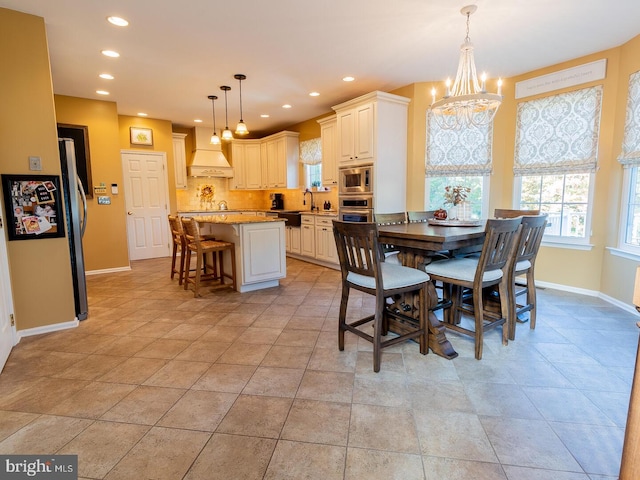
[424,175,490,218]
[617,167,640,255]
[513,172,595,247]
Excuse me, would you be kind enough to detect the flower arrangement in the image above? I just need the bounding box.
[443,185,471,206]
[198,184,215,209]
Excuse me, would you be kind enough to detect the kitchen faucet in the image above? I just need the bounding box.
[303,189,316,211]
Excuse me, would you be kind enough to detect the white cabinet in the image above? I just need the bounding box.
[300,215,316,257]
[172,133,188,189]
[231,140,261,189]
[314,216,338,264]
[332,91,411,214]
[318,115,338,187]
[285,226,301,254]
[336,101,374,163]
[263,131,299,188]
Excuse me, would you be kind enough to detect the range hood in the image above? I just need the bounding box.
[188,126,234,177]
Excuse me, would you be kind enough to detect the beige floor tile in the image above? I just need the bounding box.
[242,366,304,397]
[217,312,259,327]
[216,395,292,438]
[285,316,326,330]
[3,351,85,378]
[236,326,283,345]
[0,411,39,442]
[48,381,136,418]
[57,420,150,479]
[308,346,357,372]
[53,354,127,380]
[264,440,346,480]
[217,342,271,365]
[2,377,91,414]
[275,329,320,347]
[281,399,350,446]
[133,338,192,359]
[142,359,210,388]
[200,325,246,342]
[129,321,183,338]
[95,335,156,357]
[191,364,256,393]
[345,447,425,480]
[352,373,411,407]
[423,456,508,480]
[162,323,211,340]
[260,345,313,368]
[349,403,420,454]
[95,320,148,336]
[0,415,92,454]
[157,390,237,431]
[296,370,354,403]
[252,314,292,329]
[184,433,275,480]
[97,357,167,384]
[101,385,185,425]
[104,426,210,480]
[151,310,199,323]
[175,340,231,362]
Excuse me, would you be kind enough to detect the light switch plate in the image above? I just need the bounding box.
[29,156,42,171]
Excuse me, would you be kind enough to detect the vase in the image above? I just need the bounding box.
[448,205,458,220]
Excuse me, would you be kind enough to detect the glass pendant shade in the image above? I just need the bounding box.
[221,128,234,141]
[207,95,221,145]
[234,74,249,135]
[210,132,221,145]
[220,85,234,141]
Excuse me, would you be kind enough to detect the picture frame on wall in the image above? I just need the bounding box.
[130,127,153,146]
[1,174,65,241]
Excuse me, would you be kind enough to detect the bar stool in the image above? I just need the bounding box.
[168,215,187,284]
[181,217,236,297]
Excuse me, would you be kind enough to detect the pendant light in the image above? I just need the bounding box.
[220,85,234,141]
[234,74,249,135]
[207,95,221,145]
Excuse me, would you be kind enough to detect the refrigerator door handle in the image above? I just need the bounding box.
[77,176,88,237]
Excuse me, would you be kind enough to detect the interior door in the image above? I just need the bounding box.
[0,204,15,372]
[121,150,171,260]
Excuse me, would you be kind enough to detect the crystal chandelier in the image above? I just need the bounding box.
[430,5,502,130]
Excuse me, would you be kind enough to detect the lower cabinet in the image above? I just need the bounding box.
[286,226,301,254]
[300,220,316,257]
[291,214,338,266]
[315,217,338,264]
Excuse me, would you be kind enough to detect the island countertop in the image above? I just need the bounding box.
[192,214,285,224]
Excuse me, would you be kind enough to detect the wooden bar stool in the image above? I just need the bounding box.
[181,217,236,297]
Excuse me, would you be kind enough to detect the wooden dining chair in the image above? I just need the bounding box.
[425,217,523,359]
[374,212,407,265]
[181,217,236,297]
[494,208,541,218]
[332,220,430,372]
[407,211,436,223]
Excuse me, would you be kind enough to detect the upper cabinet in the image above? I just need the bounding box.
[172,133,188,189]
[232,131,299,190]
[318,115,338,186]
[336,102,374,163]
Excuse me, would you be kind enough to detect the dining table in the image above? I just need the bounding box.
[377,221,487,359]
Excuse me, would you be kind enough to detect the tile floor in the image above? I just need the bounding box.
[0,257,637,479]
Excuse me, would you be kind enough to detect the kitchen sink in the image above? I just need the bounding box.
[277,210,301,227]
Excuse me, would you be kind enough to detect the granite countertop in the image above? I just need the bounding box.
[192,214,285,224]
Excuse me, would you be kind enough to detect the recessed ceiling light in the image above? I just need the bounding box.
[96,90,109,95]
[309,92,320,97]
[107,16,129,27]
[260,114,270,118]
[194,119,203,123]
[99,73,114,80]
[282,104,292,109]
[101,50,120,58]
[343,76,355,82]
[137,113,148,117]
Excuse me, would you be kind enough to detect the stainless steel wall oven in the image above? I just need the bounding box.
[338,195,373,222]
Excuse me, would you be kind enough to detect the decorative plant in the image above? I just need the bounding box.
[443,185,471,206]
[311,180,322,188]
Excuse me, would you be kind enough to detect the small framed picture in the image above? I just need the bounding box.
[130,127,153,146]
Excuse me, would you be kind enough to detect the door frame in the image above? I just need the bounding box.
[121,149,171,260]
[0,198,17,372]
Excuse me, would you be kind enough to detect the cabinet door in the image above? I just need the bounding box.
[315,224,339,264]
[172,133,187,189]
[300,224,315,257]
[289,226,301,254]
[337,109,355,162]
[231,143,246,189]
[265,139,279,187]
[320,118,338,186]
[354,102,374,161]
[315,225,326,260]
[244,143,263,189]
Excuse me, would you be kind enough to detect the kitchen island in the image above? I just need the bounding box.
[192,214,286,293]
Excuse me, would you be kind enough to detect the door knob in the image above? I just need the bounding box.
[127,211,133,215]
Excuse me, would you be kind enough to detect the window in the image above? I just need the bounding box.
[618,70,640,252]
[514,86,602,243]
[299,137,322,188]
[425,112,492,218]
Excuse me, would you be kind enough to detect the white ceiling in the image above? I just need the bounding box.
[3,0,640,136]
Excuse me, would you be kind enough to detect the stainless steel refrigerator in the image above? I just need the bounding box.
[58,138,88,320]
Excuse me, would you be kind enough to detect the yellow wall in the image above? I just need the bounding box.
[0,9,76,330]
[54,96,130,271]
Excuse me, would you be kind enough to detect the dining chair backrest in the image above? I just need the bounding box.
[168,215,183,244]
[181,217,202,244]
[374,212,407,225]
[494,208,541,218]
[408,211,436,223]
[332,220,382,284]
[475,218,523,284]
[513,214,547,269]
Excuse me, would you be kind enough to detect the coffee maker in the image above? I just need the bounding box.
[270,193,284,210]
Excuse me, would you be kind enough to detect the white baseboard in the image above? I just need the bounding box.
[536,280,638,315]
[16,318,79,343]
[86,266,131,276]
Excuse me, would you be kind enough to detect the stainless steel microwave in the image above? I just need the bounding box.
[339,165,373,195]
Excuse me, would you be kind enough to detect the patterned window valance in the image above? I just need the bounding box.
[425,111,493,177]
[299,138,322,165]
[618,70,640,167]
[514,85,602,176]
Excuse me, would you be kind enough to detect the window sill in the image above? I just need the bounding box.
[607,247,640,261]
[541,240,593,251]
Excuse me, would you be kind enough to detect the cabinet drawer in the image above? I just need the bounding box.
[315,216,336,226]
[301,215,315,225]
